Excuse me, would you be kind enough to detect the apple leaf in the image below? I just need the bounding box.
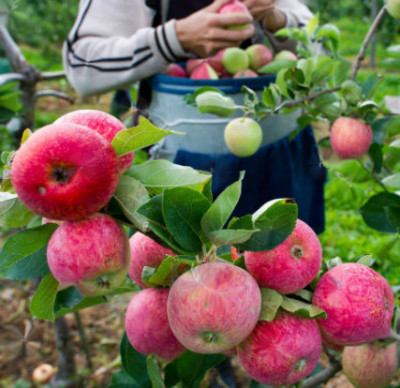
[120,332,152,388]
[163,188,212,253]
[145,255,196,287]
[195,91,238,117]
[292,289,313,302]
[111,116,183,157]
[281,296,326,319]
[258,59,297,75]
[234,198,298,252]
[356,254,374,267]
[259,288,283,322]
[0,223,57,279]
[147,355,164,388]
[360,192,400,234]
[127,160,212,195]
[113,175,150,232]
[109,370,140,387]
[201,173,243,237]
[382,173,400,189]
[0,192,35,228]
[207,229,257,246]
[29,272,59,322]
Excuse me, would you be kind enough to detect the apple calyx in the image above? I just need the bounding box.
[201,331,220,344]
[294,359,307,372]
[291,245,304,259]
[51,165,77,184]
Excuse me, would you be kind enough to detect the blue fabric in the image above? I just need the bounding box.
[173,126,326,234]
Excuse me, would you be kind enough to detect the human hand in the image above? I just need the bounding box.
[241,0,286,31]
[175,0,254,58]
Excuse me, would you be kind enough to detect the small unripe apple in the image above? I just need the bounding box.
[219,1,252,30]
[222,47,250,74]
[47,213,130,296]
[312,263,394,346]
[56,109,134,172]
[190,62,219,80]
[164,63,187,78]
[245,44,273,71]
[233,69,258,78]
[386,0,400,19]
[244,219,322,294]
[274,50,298,61]
[343,341,398,388]
[330,117,372,159]
[128,232,174,288]
[125,288,186,361]
[10,122,120,221]
[167,262,261,354]
[224,117,262,157]
[237,311,322,386]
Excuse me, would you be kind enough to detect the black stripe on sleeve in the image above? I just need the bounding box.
[154,28,172,62]
[161,25,178,61]
[71,0,93,43]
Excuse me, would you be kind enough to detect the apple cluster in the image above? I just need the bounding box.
[125,220,395,386]
[10,110,135,296]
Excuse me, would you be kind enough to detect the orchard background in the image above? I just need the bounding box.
[2,0,400,387]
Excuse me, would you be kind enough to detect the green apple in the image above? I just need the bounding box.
[386,0,400,19]
[224,117,263,157]
[222,47,250,75]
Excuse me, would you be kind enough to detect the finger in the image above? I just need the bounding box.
[213,13,254,28]
[210,24,255,42]
[207,0,233,12]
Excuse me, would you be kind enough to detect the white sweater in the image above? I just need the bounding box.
[63,0,313,96]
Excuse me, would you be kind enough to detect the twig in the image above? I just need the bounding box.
[302,360,342,388]
[0,72,25,86]
[40,71,66,81]
[36,90,74,104]
[0,25,27,72]
[282,86,342,109]
[356,158,388,192]
[74,311,93,372]
[351,6,387,80]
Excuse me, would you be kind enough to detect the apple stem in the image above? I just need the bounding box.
[388,330,400,342]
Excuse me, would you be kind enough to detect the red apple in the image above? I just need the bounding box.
[47,213,130,296]
[167,262,261,354]
[244,219,322,294]
[330,117,372,159]
[128,232,175,288]
[190,62,219,80]
[56,109,134,172]
[164,63,187,78]
[245,44,273,71]
[208,49,226,74]
[125,288,186,362]
[10,123,120,221]
[185,58,204,75]
[312,263,394,346]
[233,69,258,78]
[237,311,322,386]
[219,1,252,30]
[342,341,398,388]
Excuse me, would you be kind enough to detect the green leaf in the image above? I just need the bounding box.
[0,192,35,228]
[371,117,398,145]
[127,160,211,195]
[109,369,140,387]
[297,58,314,86]
[235,198,298,252]
[276,68,290,98]
[147,355,165,388]
[165,352,226,388]
[275,28,308,46]
[184,86,223,106]
[311,55,335,85]
[262,84,281,107]
[163,188,212,253]
[258,60,297,75]
[368,143,383,174]
[259,288,283,322]
[147,255,196,287]
[29,272,59,322]
[362,74,381,98]
[315,24,340,51]
[0,223,57,279]
[201,174,243,236]
[113,175,150,232]
[120,332,152,388]
[54,287,107,318]
[0,90,22,112]
[207,228,257,246]
[341,80,362,105]
[380,58,400,70]
[382,173,400,189]
[356,254,374,267]
[332,59,351,86]
[360,193,400,234]
[112,116,183,157]
[387,44,400,58]
[292,289,313,302]
[281,296,327,319]
[195,91,238,117]
[306,13,319,37]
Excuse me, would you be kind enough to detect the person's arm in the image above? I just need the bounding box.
[63,0,254,96]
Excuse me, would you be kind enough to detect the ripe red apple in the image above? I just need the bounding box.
[190,62,219,80]
[233,69,258,78]
[125,288,186,361]
[47,213,130,296]
[218,1,252,30]
[56,109,134,172]
[330,117,373,159]
[237,311,322,386]
[244,219,322,294]
[224,117,262,157]
[10,123,120,221]
[185,58,204,75]
[245,44,273,71]
[274,50,298,61]
[342,341,398,388]
[167,262,261,354]
[312,263,394,346]
[386,0,400,19]
[164,63,187,78]
[128,232,174,288]
[208,49,226,74]
[222,47,250,74]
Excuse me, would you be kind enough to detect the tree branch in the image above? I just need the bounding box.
[302,360,342,388]
[351,6,387,80]
[282,86,342,109]
[0,25,27,73]
[356,158,388,192]
[36,90,74,104]
[0,72,25,87]
[40,71,66,81]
